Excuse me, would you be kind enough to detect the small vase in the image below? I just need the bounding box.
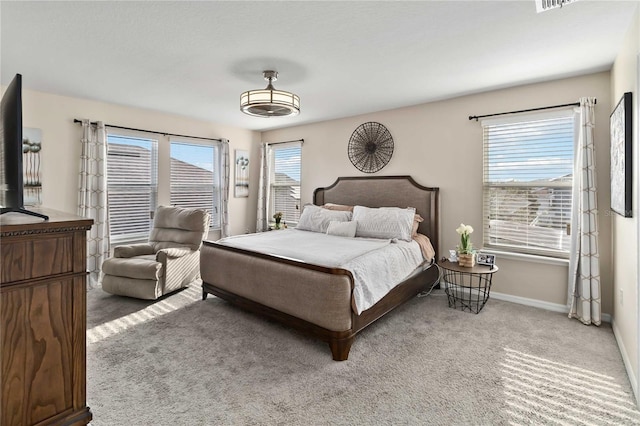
[458,253,476,267]
[275,219,281,230]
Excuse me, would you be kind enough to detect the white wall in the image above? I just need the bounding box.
[263,72,613,312]
[20,89,261,238]
[610,5,640,399]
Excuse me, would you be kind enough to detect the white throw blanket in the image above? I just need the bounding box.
[216,229,424,314]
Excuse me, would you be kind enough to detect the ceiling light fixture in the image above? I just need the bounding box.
[536,0,578,13]
[240,70,300,118]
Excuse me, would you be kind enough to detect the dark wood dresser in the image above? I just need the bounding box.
[1,209,93,426]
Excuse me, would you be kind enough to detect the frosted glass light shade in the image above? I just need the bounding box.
[240,71,300,118]
[240,89,300,117]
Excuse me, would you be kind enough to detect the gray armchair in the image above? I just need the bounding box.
[101,205,211,300]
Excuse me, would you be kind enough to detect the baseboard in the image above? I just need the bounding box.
[490,291,612,323]
[611,317,638,403]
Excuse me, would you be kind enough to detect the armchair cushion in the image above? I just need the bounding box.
[150,205,210,251]
[102,255,162,280]
[113,243,155,258]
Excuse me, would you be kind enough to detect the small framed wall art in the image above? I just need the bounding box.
[234,149,250,198]
[23,127,43,206]
[610,92,632,217]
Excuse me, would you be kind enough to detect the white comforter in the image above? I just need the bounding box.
[216,229,424,314]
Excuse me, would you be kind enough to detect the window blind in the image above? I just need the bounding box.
[482,112,575,257]
[270,143,301,225]
[106,135,158,243]
[170,140,221,228]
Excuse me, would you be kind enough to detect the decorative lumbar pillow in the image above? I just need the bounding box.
[326,220,357,238]
[352,205,415,241]
[297,204,352,233]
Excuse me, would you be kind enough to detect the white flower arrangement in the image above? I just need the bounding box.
[456,223,474,254]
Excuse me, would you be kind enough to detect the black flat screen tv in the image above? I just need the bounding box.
[0,73,48,220]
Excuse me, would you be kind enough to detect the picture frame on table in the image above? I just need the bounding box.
[476,252,496,267]
[610,92,632,217]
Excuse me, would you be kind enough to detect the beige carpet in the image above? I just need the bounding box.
[86,284,640,425]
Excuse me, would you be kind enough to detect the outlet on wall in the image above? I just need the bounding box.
[619,289,624,306]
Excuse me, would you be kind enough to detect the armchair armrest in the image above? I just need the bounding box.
[113,243,155,258]
[156,246,194,260]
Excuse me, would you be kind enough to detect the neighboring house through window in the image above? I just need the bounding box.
[106,135,158,244]
[482,109,576,258]
[270,142,302,226]
[170,139,221,229]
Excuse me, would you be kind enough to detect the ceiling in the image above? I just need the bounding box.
[1,1,637,132]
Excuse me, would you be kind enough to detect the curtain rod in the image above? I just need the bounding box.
[468,99,596,122]
[265,139,304,146]
[73,119,223,142]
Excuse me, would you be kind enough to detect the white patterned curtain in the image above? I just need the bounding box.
[78,120,110,289]
[568,97,601,325]
[256,143,271,232]
[220,139,230,238]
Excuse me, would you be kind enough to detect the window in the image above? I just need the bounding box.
[170,140,221,228]
[106,135,158,244]
[107,134,223,245]
[482,110,575,258]
[270,143,301,225]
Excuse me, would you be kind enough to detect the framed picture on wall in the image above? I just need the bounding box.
[234,149,250,198]
[23,127,43,206]
[610,92,632,217]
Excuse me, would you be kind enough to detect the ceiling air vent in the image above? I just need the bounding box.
[536,0,579,13]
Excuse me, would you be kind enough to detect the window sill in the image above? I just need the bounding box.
[479,249,569,266]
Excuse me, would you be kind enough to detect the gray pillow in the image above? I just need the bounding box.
[296,204,352,233]
[352,206,415,241]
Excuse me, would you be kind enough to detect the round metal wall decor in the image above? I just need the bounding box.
[348,122,394,173]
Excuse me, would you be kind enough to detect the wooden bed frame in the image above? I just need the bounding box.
[200,176,439,360]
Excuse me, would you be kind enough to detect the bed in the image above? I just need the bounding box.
[200,175,439,360]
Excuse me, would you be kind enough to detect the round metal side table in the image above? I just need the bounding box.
[437,260,499,314]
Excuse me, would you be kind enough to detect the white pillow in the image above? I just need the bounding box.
[296,204,352,233]
[352,206,415,241]
[326,220,357,238]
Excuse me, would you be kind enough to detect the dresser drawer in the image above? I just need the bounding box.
[1,233,74,284]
